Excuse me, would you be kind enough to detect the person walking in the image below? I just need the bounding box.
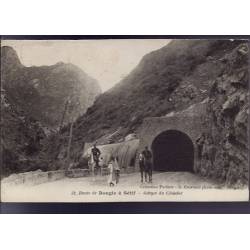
[142,146,153,183]
[108,156,116,186]
[113,156,120,184]
[196,133,205,160]
[139,153,145,183]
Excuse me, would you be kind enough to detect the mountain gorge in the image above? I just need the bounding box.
[1,39,249,187]
[46,39,249,183]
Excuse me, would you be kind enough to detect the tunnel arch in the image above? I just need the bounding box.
[151,130,194,172]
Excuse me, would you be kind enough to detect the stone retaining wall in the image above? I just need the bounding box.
[2,169,66,186]
[2,166,138,186]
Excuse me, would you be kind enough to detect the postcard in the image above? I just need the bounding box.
[1,38,249,202]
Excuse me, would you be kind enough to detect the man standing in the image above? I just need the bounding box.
[142,146,153,183]
[91,143,101,174]
[196,133,205,160]
[139,153,145,183]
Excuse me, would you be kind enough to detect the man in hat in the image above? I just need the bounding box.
[142,146,153,183]
[91,143,101,174]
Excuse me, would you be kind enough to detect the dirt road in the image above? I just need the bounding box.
[2,171,248,202]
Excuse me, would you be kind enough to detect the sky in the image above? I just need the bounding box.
[2,39,170,92]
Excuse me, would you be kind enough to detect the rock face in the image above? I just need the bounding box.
[196,43,249,186]
[1,46,101,128]
[1,88,47,177]
[1,46,101,177]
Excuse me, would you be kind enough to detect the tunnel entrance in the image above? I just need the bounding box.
[152,130,194,172]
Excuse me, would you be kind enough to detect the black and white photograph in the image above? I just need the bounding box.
[1,38,249,202]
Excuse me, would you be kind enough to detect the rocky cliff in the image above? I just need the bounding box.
[196,42,249,187]
[1,88,47,177]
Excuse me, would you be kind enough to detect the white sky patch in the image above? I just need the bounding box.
[2,39,170,91]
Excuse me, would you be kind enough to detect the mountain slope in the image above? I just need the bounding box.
[1,46,101,177]
[73,39,244,143]
[1,46,101,128]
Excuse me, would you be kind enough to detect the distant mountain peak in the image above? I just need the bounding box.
[1,46,23,69]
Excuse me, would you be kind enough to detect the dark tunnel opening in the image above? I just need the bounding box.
[152,130,194,172]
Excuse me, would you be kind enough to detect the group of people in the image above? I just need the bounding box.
[89,144,153,186]
[90,144,120,186]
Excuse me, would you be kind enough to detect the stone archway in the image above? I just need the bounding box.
[151,130,194,172]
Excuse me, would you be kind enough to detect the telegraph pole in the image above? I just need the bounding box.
[65,97,75,170]
[59,98,69,132]
[66,120,74,169]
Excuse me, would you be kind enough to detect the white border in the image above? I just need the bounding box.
[0,0,249,35]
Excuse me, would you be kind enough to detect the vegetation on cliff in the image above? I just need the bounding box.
[197,42,249,186]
